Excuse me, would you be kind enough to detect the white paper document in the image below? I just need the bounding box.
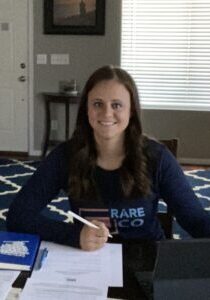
[20,280,107,300]
[19,242,123,300]
[0,270,20,300]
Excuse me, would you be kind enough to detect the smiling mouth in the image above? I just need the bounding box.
[99,121,117,126]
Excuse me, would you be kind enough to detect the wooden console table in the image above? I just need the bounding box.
[42,92,80,157]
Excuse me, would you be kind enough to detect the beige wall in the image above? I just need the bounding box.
[33,0,121,151]
[142,110,210,163]
[33,0,210,163]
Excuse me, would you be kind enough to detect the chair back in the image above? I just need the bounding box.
[158,138,178,239]
[160,138,178,157]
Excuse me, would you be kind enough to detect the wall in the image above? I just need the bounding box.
[142,110,210,163]
[33,0,210,163]
[33,0,121,151]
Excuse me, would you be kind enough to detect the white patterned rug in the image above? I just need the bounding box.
[0,159,209,239]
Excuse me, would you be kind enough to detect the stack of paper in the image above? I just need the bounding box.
[0,270,20,300]
[19,242,123,300]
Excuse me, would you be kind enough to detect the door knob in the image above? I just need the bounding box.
[20,63,26,69]
[18,76,26,82]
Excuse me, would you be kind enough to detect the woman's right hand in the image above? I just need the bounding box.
[80,220,110,251]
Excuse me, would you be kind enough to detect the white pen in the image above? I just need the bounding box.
[68,210,113,238]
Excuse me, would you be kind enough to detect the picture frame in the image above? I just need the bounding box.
[44,0,105,35]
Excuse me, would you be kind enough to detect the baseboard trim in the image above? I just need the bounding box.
[1,151,210,165]
[0,151,28,158]
[179,158,210,166]
[0,150,41,159]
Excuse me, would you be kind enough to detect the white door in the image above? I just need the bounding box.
[0,0,28,152]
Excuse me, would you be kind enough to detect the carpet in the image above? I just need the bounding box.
[0,159,70,230]
[0,159,209,238]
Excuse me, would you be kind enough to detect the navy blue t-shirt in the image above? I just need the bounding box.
[6,139,210,248]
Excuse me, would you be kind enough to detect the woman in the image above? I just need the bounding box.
[7,65,210,251]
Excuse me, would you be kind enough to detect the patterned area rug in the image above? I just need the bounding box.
[0,159,209,239]
[160,168,210,239]
[0,159,70,230]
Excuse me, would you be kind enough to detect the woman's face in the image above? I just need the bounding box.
[87,79,131,143]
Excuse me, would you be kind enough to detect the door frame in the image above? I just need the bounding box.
[28,0,37,156]
[0,0,34,155]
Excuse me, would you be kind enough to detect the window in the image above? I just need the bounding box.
[121,0,210,111]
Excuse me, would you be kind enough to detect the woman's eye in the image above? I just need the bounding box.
[112,103,122,109]
[93,101,102,107]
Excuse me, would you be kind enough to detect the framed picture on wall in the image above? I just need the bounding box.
[44,0,105,35]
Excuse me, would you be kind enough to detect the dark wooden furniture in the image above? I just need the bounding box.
[42,92,80,157]
[160,138,178,157]
[158,138,178,239]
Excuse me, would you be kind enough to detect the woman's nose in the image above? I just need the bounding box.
[103,104,113,116]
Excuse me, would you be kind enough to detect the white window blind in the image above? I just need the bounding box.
[121,0,210,111]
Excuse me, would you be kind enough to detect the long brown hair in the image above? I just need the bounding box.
[68,65,151,200]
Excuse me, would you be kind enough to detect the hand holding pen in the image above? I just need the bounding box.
[67,210,112,251]
[68,210,112,238]
[80,219,111,251]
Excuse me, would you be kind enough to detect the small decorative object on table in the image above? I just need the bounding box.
[59,79,79,96]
